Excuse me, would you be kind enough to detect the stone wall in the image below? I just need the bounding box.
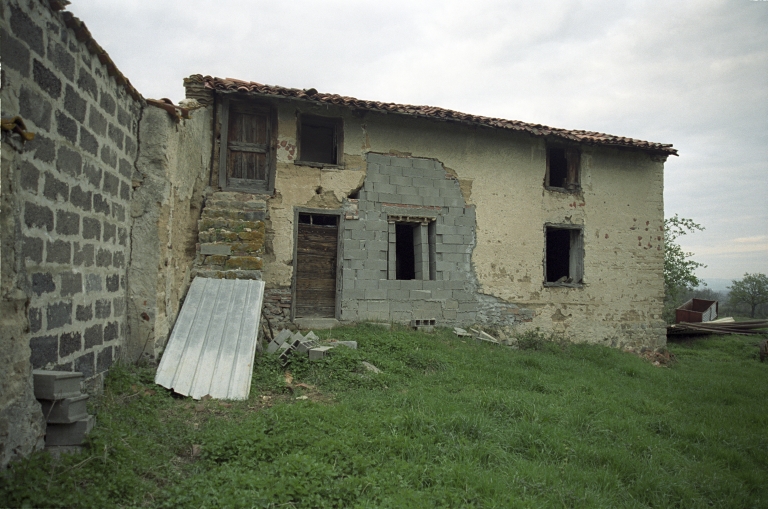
[0,0,141,467]
[127,104,212,362]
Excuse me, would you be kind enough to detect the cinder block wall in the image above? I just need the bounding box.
[1,0,143,465]
[340,153,532,326]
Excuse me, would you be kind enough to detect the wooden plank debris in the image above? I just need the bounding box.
[667,318,768,336]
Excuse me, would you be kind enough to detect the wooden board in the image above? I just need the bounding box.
[295,222,338,318]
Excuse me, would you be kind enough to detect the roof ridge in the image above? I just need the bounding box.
[186,74,676,155]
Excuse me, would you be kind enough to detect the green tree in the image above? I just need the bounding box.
[728,273,768,318]
[664,214,706,302]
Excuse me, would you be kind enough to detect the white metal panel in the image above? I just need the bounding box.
[154,277,264,400]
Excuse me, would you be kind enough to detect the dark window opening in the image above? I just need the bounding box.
[298,115,342,165]
[545,226,584,285]
[546,145,580,190]
[547,148,568,188]
[299,213,338,226]
[395,223,416,280]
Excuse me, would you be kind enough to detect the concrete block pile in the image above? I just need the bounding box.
[265,329,357,365]
[33,370,95,447]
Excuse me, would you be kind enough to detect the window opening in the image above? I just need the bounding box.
[548,148,568,188]
[298,213,338,226]
[298,115,342,165]
[395,224,416,280]
[545,226,583,285]
[388,218,435,281]
[546,145,580,191]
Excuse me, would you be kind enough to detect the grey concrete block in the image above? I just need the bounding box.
[399,280,423,290]
[377,193,401,204]
[366,172,389,184]
[350,229,375,241]
[387,289,411,300]
[391,157,413,168]
[341,288,366,300]
[45,414,95,446]
[200,243,231,256]
[366,153,390,165]
[410,290,432,300]
[399,195,424,206]
[365,288,388,300]
[33,370,83,400]
[365,259,389,272]
[296,339,319,354]
[412,158,435,170]
[396,185,418,196]
[274,329,293,345]
[309,346,334,360]
[39,394,89,423]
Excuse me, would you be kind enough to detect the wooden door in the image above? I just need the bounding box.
[295,213,338,318]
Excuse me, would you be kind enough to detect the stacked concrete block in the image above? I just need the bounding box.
[410,319,436,332]
[2,0,140,391]
[33,370,95,447]
[337,153,534,328]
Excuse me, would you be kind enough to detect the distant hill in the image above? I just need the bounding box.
[700,278,734,293]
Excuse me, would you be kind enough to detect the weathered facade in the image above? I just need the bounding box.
[1,0,674,468]
[186,75,673,351]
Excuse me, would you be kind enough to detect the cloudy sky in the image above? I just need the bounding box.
[69,0,768,284]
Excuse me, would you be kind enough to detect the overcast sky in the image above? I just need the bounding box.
[68,0,768,283]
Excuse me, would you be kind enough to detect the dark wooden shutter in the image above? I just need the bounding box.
[220,100,271,192]
[229,109,268,181]
[295,220,338,318]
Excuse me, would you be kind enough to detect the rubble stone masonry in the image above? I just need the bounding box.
[1,0,141,466]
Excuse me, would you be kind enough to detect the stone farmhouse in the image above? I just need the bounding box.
[1,0,676,466]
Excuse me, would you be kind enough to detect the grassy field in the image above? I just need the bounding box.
[2,325,766,508]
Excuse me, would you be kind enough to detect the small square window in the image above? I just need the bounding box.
[546,145,580,191]
[297,115,342,166]
[545,225,584,285]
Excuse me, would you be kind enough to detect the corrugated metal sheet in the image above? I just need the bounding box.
[155,277,264,400]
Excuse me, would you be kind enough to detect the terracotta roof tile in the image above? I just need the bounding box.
[187,74,677,156]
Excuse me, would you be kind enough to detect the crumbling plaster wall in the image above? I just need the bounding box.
[127,105,212,361]
[255,101,665,347]
[0,143,45,469]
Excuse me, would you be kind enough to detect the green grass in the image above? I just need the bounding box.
[2,325,767,508]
